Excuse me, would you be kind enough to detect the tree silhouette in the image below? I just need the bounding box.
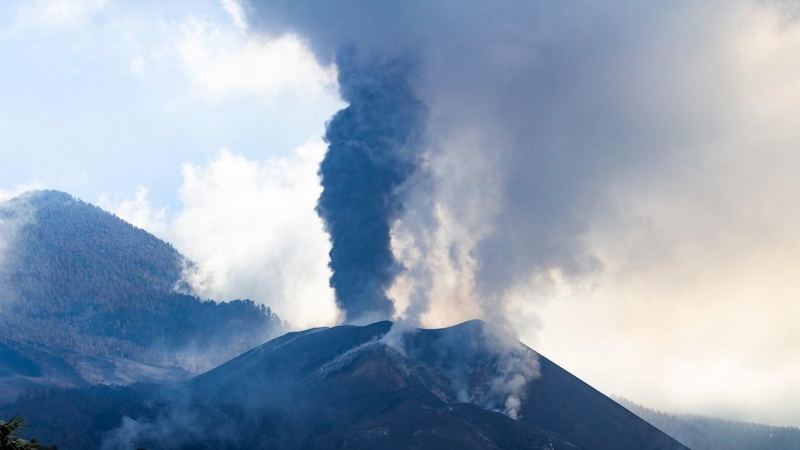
[0,416,38,450]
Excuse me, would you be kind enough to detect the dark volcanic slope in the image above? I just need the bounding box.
[0,336,190,406]
[6,321,688,450]
[0,321,686,450]
[0,190,284,371]
[186,320,686,450]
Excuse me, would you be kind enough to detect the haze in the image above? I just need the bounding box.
[1,0,799,427]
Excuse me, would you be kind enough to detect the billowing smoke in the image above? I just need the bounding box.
[316,51,428,323]
[242,1,633,325]
[239,2,672,419]
[480,325,541,420]
[100,391,238,450]
[381,320,540,420]
[244,1,777,328]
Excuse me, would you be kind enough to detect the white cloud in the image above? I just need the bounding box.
[219,0,247,32]
[0,183,43,287]
[128,57,146,77]
[101,187,167,235]
[174,18,337,101]
[107,144,340,330]
[0,182,46,203]
[9,0,800,428]
[518,4,800,426]
[13,0,109,31]
[1,0,342,209]
[368,1,800,426]
[3,0,343,329]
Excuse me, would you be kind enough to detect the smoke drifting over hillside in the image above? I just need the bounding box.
[241,1,800,339]
[382,320,540,419]
[233,0,800,427]
[5,0,800,427]
[107,146,341,330]
[0,193,35,303]
[243,1,667,324]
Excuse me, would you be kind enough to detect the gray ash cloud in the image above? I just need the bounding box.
[316,50,428,323]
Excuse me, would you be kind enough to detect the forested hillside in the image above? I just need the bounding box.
[617,397,800,450]
[0,190,286,371]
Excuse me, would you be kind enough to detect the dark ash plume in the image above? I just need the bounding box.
[317,50,428,323]
[246,1,728,325]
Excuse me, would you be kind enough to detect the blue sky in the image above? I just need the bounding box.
[0,0,341,208]
[3,0,800,427]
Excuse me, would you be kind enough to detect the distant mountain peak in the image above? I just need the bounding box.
[17,189,75,202]
[0,189,286,378]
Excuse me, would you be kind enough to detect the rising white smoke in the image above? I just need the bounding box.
[106,144,341,330]
[381,320,540,420]
[236,1,738,327]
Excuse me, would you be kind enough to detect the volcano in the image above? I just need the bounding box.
[6,320,688,449]
[183,320,686,449]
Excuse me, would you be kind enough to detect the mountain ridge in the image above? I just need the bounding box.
[0,190,286,396]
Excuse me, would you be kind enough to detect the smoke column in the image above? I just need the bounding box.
[243,1,618,325]
[245,1,749,326]
[316,50,427,323]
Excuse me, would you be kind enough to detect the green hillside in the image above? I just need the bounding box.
[0,190,286,371]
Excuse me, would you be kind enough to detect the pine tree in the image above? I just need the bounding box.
[0,416,38,450]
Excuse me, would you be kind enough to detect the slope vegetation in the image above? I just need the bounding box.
[0,190,285,372]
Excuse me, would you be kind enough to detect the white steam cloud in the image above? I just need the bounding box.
[0,184,42,289]
[381,321,540,420]
[482,328,541,420]
[240,0,800,425]
[105,143,340,330]
[5,0,800,426]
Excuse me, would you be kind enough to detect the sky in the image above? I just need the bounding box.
[2,0,800,427]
